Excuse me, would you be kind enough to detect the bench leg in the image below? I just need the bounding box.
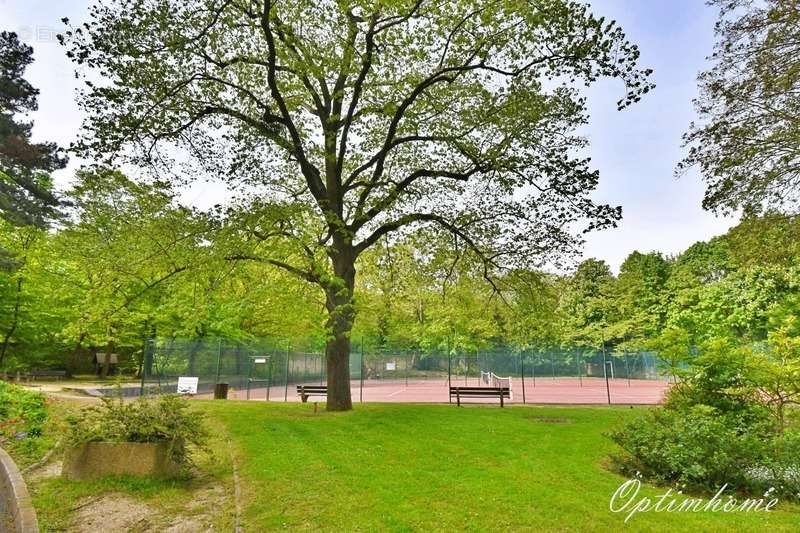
[500,392,504,408]
[457,390,460,407]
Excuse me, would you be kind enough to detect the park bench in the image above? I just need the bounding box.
[296,385,327,403]
[29,370,67,380]
[450,386,510,407]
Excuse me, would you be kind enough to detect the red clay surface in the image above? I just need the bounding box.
[214,377,670,405]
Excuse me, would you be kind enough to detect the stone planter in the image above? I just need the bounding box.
[62,441,181,481]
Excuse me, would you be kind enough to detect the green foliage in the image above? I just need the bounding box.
[644,327,693,380]
[611,405,775,493]
[65,395,209,466]
[680,1,800,214]
[612,332,800,500]
[0,380,47,438]
[0,381,50,466]
[0,31,66,238]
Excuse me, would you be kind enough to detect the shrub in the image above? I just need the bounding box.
[610,405,773,493]
[0,381,48,440]
[65,395,209,467]
[611,334,800,501]
[0,381,50,465]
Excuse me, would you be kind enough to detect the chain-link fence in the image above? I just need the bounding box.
[127,337,675,404]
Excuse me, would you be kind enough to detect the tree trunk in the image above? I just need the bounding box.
[66,332,87,377]
[0,277,23,369]
[101,338,114,378]
[325,247,356,411]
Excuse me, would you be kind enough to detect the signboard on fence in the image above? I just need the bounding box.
[254,357,267,364]
[177,376,199,395]
[386,362,396,371]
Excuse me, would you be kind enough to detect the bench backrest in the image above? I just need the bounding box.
[449,386,510,397]
[296,385,327,393]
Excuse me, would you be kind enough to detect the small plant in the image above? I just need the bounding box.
[0,381,50,465]
[65,394,209,467]
[0,381,48,440]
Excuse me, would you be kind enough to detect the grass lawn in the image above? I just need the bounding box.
[204,401,800,532]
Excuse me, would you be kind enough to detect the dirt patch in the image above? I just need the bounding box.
[71,495,154,531]
[69,490,224,532]
[26,460,62,482]
[527,416,574,424]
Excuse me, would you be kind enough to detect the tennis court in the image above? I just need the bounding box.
[218,375,669,404]
[143,338,673,405]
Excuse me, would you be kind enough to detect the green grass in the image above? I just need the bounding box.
[203,402,800,532]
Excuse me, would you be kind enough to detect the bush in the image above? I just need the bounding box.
[611,335,800,501]
[610,405,774,493]
[65,395,209,467]
[0,381,50,465]
[0,381,48,439]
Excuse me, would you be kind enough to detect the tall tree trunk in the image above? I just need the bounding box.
[0,277,23,369]
[325,248,356,411]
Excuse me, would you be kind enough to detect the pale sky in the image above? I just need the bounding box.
[0,0,736,272]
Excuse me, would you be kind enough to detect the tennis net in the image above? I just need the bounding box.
[481,371,512,389]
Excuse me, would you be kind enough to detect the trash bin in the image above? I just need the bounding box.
[213,383,229,399]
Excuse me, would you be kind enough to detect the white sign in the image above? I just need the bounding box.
[176,376,199,395]
[254,357,267,364]
[386,362,396,371]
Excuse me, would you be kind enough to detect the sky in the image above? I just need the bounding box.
[0,0,737,273]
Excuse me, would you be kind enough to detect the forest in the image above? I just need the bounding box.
[2,176,797,376]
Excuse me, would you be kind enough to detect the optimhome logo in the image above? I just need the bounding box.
[609,478,779,523]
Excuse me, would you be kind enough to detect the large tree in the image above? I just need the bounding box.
[679,0,800,214]
[0,31,67,268]
[61,0,652,410]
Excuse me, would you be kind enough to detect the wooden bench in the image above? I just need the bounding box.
[29,370,67,381]
[450,386,510,407]
[296,385,327,403]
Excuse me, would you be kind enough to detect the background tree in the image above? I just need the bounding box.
[606,251,670,347]
[62,0,652,410]
[679,0,800,214]
[0,31,67,269]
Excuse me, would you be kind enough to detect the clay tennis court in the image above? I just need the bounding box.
[217,376,670,405]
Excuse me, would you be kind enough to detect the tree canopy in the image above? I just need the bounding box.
[680,0,800,214]
[60,0,653,410]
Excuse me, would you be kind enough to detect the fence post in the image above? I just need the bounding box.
[447,339,452,403]
[139,338,150,396]
[214,338,222,385]
[520,351,526,404]
[267,350,273,401]
[360,337,365,403]
[550,350,555,380]
[284,342,290,402]
[576,348,582,387]
[624,349,631,387]
[601,341,611,405]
